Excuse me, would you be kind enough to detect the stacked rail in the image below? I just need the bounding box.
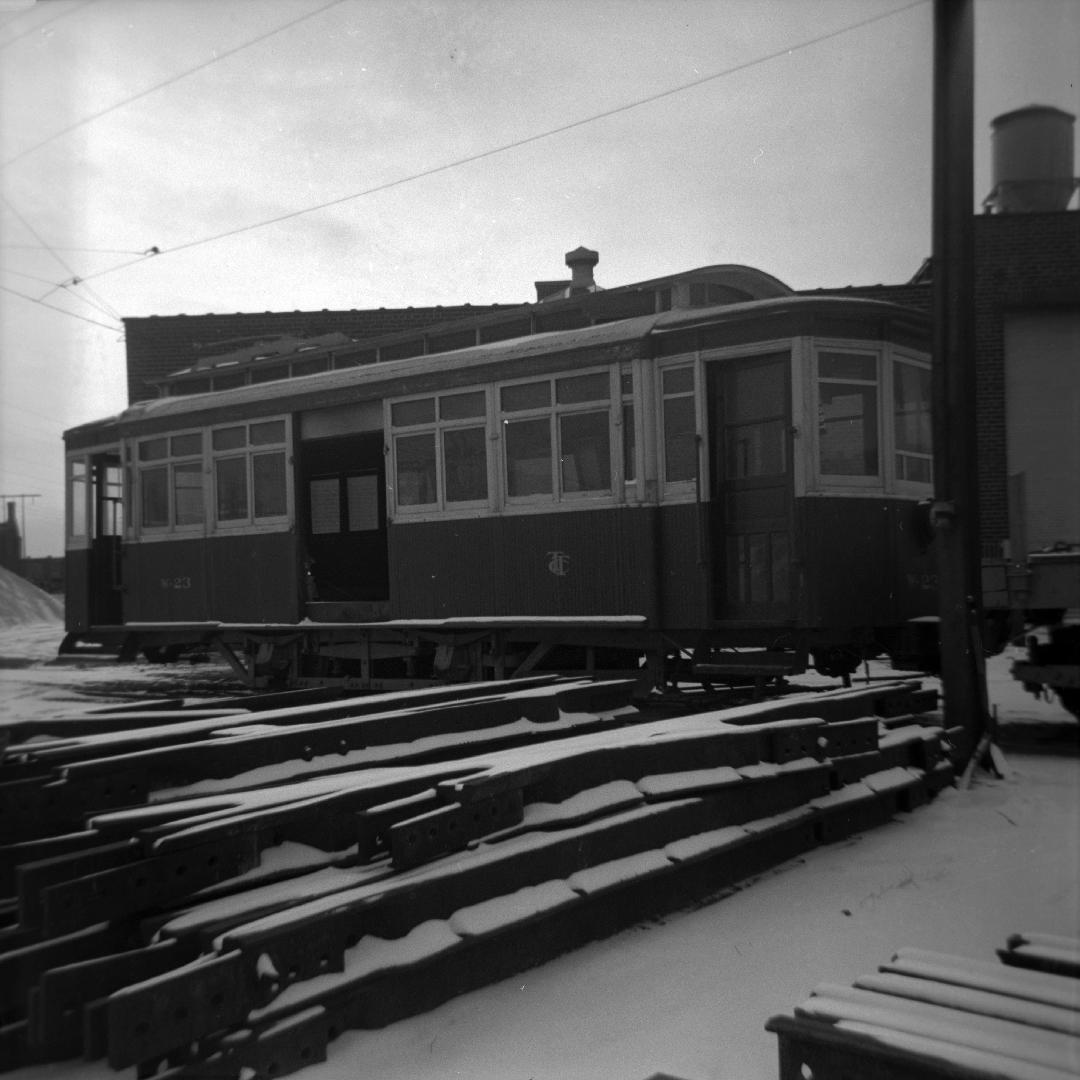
[0,677,953,1078]
[766,933,1080,1079]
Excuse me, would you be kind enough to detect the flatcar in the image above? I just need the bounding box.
[62,290,937,691]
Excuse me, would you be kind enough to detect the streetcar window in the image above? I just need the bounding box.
[560,411,611,492]
[501,382,550,412]
[726,360,787,479]
[439,391,485,421]
[310,472,380,534]
[817,350,879,477]
[209,417,289,527]
[310,477,341,534]
[663,367,694,395]
[556,373,609,405]
[212,426,246,452]
[170,433,202,457]
[133,418,289,534]
[69,459,87,537]
[253,452,287,517]
[140,467,169,528]
[250,420,286,446]
[250,365,288,385]
[139,438,168,462]
[395,433,437,506]
[621,368,636,486]
[662,365,697,484]
[501,371,615,500]
[443,427,488,502]
[391,398,435,427]
[894,360,932,484]
[95,463,125,538]
[389,370,625,513]
[137,430,205,530]
[505,418,553,496]
[213,372,246,391]
[390,391,490,512]
[290,357,328,378]
[173,463,204,526]
[820,353,876,381]
[215,457,248,521]
[346,474,380,531]
[664,398,697,482]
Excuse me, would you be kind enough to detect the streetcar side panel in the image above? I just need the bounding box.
[796,496,937,633]
[123,532,300,623]
[387,504,711,625]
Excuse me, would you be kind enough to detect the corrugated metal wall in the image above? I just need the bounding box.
[389,507,660,621]
[124,533,300,623]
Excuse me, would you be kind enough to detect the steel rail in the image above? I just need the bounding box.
[0,679,949,1076]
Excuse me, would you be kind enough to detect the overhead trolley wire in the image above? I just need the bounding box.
[1,193,123,320]
[0,267,63,288]
[0,265,119,322]
[0,284,122,332]
[0,243,148,255]
[56,283,126,323]
[1,0,349,168]
[74,0,929,286]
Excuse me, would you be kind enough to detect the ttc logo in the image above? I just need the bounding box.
[546,551,570,577]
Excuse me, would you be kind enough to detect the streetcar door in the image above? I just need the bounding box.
[89,452,124,624]
[300,431,389,606]
[707,353,794,622]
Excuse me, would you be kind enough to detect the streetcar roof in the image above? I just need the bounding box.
[65,293,927,442]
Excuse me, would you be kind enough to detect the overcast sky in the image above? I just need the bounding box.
[1,0,1077,557]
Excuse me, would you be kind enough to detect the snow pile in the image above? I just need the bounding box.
[0,564,62,627]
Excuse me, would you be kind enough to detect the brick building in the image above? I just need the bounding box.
[970,209,1080,553]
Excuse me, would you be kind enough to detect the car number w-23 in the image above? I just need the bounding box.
[160,576,192,590]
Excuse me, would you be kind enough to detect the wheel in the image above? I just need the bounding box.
[812,646,860,680]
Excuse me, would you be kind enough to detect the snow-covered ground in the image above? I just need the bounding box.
[0,620,244,724]
[0,565,62,627]
[1,613,1077,1080]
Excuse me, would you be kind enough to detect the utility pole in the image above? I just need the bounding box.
[931,0,988,760]
[0,493,40,560]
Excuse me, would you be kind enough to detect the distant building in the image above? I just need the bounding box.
[21,556,65,595]
[0,501,21,574]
